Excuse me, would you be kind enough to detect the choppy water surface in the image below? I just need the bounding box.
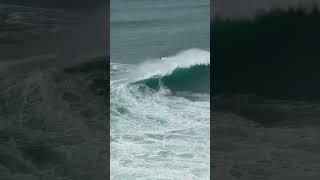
[110,0,210,179]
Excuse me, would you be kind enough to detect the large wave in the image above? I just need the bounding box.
[134,64,210,93]
[111,48,210,84]
[110,49,210,179]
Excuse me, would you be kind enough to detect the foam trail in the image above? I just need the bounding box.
[110,48,210,179]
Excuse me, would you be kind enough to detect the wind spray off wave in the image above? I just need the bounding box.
[111,49,210,179]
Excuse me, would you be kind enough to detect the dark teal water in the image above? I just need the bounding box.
[110,0,209,64]
[110,0,210,179]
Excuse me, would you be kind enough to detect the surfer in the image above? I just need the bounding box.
[159,57,167,61]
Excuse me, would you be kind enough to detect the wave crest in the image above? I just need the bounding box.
[134,64,210,93]
[111,48,210,85]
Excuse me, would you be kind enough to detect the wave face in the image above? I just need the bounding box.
[110,49,210,179]
[135,64,210,93]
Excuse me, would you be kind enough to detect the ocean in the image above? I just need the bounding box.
[110,0,210,179]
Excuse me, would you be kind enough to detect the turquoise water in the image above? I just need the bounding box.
[110,0,210,179]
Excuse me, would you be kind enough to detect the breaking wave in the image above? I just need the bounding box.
[110,49,210,179]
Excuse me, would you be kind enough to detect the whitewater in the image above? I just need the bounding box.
[110,49,210,179]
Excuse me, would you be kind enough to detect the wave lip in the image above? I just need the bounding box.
[131,48,210,93]
[135,64,210,93]
[111,48,210,85]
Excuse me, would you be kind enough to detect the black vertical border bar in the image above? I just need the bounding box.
[210,0,214,179]
[106,0,111,178]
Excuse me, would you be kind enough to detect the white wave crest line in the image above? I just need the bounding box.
[111,48,210,83]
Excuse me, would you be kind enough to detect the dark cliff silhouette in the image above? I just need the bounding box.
[212,7,320,101]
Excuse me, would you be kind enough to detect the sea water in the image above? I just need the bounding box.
[110,0,210,179]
